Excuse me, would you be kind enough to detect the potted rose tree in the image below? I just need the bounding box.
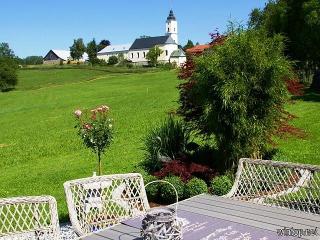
[74,105,113,175]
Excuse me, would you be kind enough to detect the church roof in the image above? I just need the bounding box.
[129,35,176,50]
[167,10,176,21]
[170,49,186,58]
[98,44,131,54]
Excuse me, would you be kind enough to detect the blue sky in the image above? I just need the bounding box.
[1,0,267,58]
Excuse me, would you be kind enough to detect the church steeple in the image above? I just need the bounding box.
[166,9,178,44]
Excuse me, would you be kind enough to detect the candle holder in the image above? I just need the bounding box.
[141,180,183,240]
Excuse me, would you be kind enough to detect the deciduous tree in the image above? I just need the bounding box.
[146,45,163,67]
[86,39,99,64]
[70,38,86,62]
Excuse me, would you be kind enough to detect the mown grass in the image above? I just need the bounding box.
[273,91,320,165]
[0,68,179,221]
[0,67,320,221]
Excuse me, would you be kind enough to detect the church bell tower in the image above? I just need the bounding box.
[166,10,178,44]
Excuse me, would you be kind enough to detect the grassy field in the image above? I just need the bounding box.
[273,91,320,165]
[0,67,319,221]
[0,68,179,220]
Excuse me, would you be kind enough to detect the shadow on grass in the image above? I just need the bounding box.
[292,89,320,102]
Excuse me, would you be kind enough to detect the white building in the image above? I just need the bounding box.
[97,10,186,66]
[127,10,185,65]
[97,44,131,62]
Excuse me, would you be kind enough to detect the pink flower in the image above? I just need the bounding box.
[74,110,82,117]
[83,124,92,130]
[101,105,110,111]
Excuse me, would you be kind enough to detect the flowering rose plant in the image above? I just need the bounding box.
[74,105,113,175]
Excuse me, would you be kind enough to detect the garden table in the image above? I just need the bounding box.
[81,194,320,240]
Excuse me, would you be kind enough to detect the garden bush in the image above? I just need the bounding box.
[184,177,208,198]
[160,176,185,204]
[0,57,18,91]
[154,160,216,182]
[108,56,118,65]
[178,27,293,169]
[210,175,233,196]
[143,174,159,201]
[143,115,191,172]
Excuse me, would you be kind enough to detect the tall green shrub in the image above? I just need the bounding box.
[143,116,191,172]
[0,57,18,91]
[179,28,293,169]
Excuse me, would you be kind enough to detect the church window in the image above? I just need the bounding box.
[143,52,146,58]
[131,53,133,58]
[166,50,168,56]
[137,52,140,58]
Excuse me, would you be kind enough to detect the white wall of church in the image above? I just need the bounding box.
[97,51,128,62]
[128,44,178,64]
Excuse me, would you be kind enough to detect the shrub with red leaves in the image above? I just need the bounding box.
[286,78,304,96]
[154,160,216,182]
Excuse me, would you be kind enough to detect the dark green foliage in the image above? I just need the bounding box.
[143,116,191,172]
[160,176,185,203]
[146,46,163,67]
[179,28,292,168]
[70,38,86,62]
[210,175,233,196]
[24,56,43,65]
[183,40,195,51]
[108,56,118,65]
[311,70,320,92]
[0,43,15,58]
[98,39,111,52]
[143,175,159,201]
[249,0,320,80]
[0,57,18,91]
[86,39,99,64]
[184,178,208,198]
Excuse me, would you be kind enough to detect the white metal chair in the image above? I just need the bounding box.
[64,173,150,236]
[0,196,60,240]
[225,158,320,214]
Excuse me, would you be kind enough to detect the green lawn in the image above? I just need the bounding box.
[0,68,179,220]
[273,91,320,165]
[0,67,319,221]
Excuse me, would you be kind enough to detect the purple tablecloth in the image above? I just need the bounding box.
[123,209,298,240]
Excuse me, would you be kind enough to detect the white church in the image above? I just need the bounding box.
[97,10,186,66]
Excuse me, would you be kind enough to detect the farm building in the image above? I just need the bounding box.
[43,50,88,64]
[97,44,131,62]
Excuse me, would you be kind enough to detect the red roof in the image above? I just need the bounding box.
[186,44,211,54]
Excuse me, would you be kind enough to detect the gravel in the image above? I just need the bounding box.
[60,223,77,240]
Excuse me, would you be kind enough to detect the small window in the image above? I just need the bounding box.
[137,52,140,58]
[174,28,176,31]
[143,52,146,58]
[168,27,170,32]
[131,53,134,58]
[166,50,168,56]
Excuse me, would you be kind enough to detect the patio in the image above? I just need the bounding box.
[1,158,320,240]
[82,194,319,239]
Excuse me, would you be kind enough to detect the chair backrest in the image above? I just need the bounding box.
[0,196,60,240]
[225,158,320,215]
[64,173,150,236]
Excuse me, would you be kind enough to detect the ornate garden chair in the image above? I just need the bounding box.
[64,173,150,236]
[0,196,60,240]
[225,158,320,214]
